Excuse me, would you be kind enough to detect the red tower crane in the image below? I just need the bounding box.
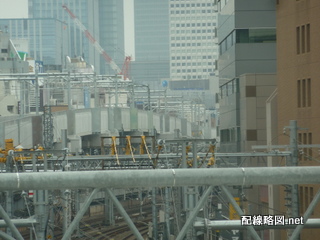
[62,4,131,79]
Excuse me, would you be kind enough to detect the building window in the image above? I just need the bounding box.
[308,132,313,158]
[221,129,230,142]
[246,86,256,97]
[7,106,14,113]
[297,80,301,107]
[306,24,310,52]
[301,25,305,53]
[297,24,311,55]
[298,132,313,161]
[298,78,311,108]
[236,29,276,43]
[296,26,300,54]
[247,129,257,141]
[307,78,311,107]
[299,186,314,215]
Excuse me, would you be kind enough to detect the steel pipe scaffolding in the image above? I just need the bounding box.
[193,219,320,229]
[0,167,320,191]
[0,219,37,228]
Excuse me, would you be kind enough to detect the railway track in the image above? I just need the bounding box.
[19,200,153,239]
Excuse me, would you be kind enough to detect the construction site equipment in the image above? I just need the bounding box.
[62,4,131,79]
[0,139,45,163]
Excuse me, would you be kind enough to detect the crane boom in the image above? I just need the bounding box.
[62,4,122,74]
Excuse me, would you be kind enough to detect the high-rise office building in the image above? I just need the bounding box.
[130,0,170,87]
[0,18,68,71]
[169,0,218,90]
[28,0,125,75]
[218,0,277,153]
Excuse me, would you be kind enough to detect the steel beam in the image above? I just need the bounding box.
[0,219,38,227]
[215,152,291,157]
[0,204,24,240]
[252,144,320,150]
[61,188,99,240]
[193,218,320,229]
[0,167,320,190]
[176,186,213,240]
[290,189,320,240]
[105,189,144,240]
[0,231,16,240]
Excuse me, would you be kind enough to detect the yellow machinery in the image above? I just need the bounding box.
[0,139,15,163]
[102,135,155,166]
[207,144,215,167]
[0,139,44,163]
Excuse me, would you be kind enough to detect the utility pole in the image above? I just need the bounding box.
[115,77,118,107]
[35,68,39,115]
[94,73,98,108]
[67,72,71,110]
[286,120,300,239]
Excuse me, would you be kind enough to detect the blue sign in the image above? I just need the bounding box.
[162,80,168,88]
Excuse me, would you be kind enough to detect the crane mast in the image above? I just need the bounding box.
[62,4,123,75]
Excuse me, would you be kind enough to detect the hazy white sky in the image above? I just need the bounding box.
[0,0,28,18]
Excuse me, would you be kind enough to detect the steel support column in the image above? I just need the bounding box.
[61,188,99,240]
[105,188,144,240]
[290,189,320,240]
[104,189,115,225]
[152,187,158,240]
[165,187,171,239]
[0,231,16,240]
[176,186,213,240]
[221,185,261,240]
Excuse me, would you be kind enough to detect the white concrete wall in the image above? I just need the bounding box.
[0,107,204,149]
[53,112,68,142]
[5,120,19,144]
[121,108,130,131]
[100,109,109,133]
[75,109,92,136]
[153,113,161,131]
[137,110,148,131]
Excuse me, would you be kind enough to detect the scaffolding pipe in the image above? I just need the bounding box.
[0,167,320,190]
[0,204,24,240]
[290,189,320,240]
[61,188,99,240]
[0,219,38,227]
[176,186,213,240]
[105,189,144,240]
[193,218,320,229]
[0,231,16,240]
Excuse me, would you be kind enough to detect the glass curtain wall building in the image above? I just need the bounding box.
[28,0,125,75]
[0,18,68,71]
[130,0,170,87]
[99,0,125,75]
